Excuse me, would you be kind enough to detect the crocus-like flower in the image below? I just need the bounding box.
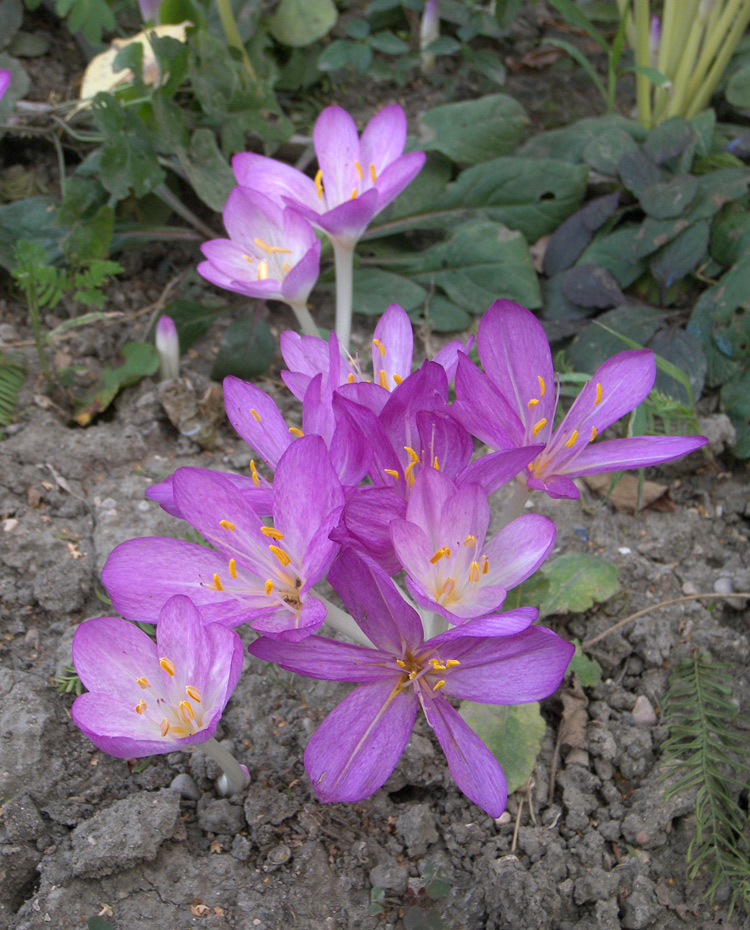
[72,595,243,758]
[0,70,10,100]
[248,549,574,817]
[155,314,179,381]
[391,468,556,624]
[198,187,321,336]
[420,0,440,73]
[103,435,345,639]
[453,301,708,500]
[234,106,425,250]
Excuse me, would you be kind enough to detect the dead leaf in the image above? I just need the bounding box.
[559,675,588,754]
[506,45,565,71]
[529,234,550,273]
[190,904,211,917]
[583,473,669,513]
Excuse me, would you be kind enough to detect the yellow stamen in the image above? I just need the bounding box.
[430,659,447,670]
[250,460,260,488]
[532,418,547,436]
[595,383,603,404]
[257,260,269,281]
[393,373,402,385]
[464,535,476,547]
[528,398,539,408]
[282,262,292,275]
[433,679,446,691]
[254,237,274,255]
[251,408,262,422]
[160,657,176,677]
[369,163,377,182]
[314,168,324,199]
[350,188,358,200]
[482,558,489,575]
[432,456,439,470]
[373,338,386,356]
[264,579,273,595]
[379,370,389,390]
[446,659,460,668]
[135,700,147,714]
[242,254,254,264]
[220,520,236,531]
[404,446,420,463]
[179,700,195,722]
[261,526,284,540]
[269,544,291,566]
[289,427,304,437]
[354,160,363,180]
[591,426,597,441]
[213,573,223,592]
[186,685,202,702]
[395,659,407,668]
[565,430,578,449]
[347,373,356,384]
[229,558,237,579]
[384,468,400,479]
[136,677,150,689]
[430,547,447,564]
[160,718,170,737]
[469,561,481,583]
[538,375,546,397]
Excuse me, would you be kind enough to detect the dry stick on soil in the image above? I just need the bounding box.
[581,593,750,650]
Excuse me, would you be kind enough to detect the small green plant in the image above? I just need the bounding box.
[0,353,26,428]
[661,652,750,914]
[54,665,84,696]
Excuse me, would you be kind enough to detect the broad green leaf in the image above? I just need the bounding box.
[74,342,160,426]
[569,641,602,688]
[536,553,620,617]
[352,268,426,316]
[176,129,235,212]
[419,94,528,164]
[626,64,670,88]
[384,220,541,311]
[93,94,165,201]
[710,205,750,266]
[638,175,699,220]
[457,702,546,795]
[721,369,750,457]
[0,197,63,270]
[268,0,337,47]
[371,158,589,244]
[643,117,695,165]
[567,305,663,372]
[726,64,750,110]
[161,298,223,350]
[618,150,662,196]
[0,0,23,51]
[409,295,472,333]
[583,127,639,175]
[423,36,462,56]
[520,114,645,163]
[368,31,409,54]
[211,316,274,380]
[649,328,706,405]
[649,219,709,289]
[577,226,647,287]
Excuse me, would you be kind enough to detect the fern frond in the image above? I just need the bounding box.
[0,354,27,427]
[661,652,750,915]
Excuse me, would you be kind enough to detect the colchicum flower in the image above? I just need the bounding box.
[198,187,321,336]
[0,70,10,100]
[248,549,574,817]
[72,595,243,758]
[103,435,345,640]
[453,300,708,500]
[391,468,556,624]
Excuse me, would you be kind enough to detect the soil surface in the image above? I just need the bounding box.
[2,5,750,930]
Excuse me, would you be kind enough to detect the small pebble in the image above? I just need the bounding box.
[170,773,201,800]
[632,695,657,727]
[713,577,735,595]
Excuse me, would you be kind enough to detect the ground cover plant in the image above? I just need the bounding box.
[1,2,750,929]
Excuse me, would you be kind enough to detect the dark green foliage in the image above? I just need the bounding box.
[661,653,750,914]
[0,353,26,427]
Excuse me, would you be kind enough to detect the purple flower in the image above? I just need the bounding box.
[0,71,10,101]
[137,0,161,20]
[391,468,556,624]
[198,188,321,314]
[72,595,243,758]
[248,549,574,816]
[233,105,425,248]
[103,435,345,640]
[453,301,708,500]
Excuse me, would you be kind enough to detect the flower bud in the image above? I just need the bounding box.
[156,314,180,381]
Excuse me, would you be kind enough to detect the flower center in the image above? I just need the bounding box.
[133,661,205,739]
[395,650,460,694]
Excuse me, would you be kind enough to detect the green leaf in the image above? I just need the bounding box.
[419,94,528,165]
[0,197,63,271]
[520,114,646,163]
[0,353,26,427]
[457,702,546,795]
[495,0,522,29]
[577,226,647,287]
[345,17,370,39]
[0,0,22,51]
[385,220,541,312]
[268,0,337,47]
[176,128,236,212]
[371,157,588,244]
[545,37,606,100]
[649,327,706,405]
[583,126,639,174]
[639,175,699,220]
[649,219,709,289]
[162,298,223,351]
[567,305,662,373]
[410,295,472,332]
[643,116,695,165]
[625,64,670,88]
[569,640,602,688]
[536,553,620,617]
[710,206,750,266]
[545,0,608,51]
[56,0,115,45]
[211,315,274,380]
[617,150,662,196]
[74,342,160,426]
[92,94,165,201]
[423,36,461,56]
[725,64,750,109]
[368,30,410,54]
[317,39,362,72]
[721,369,750,457]
[87,917,114,930]
[351,268,426,316]
[465,47,506,85]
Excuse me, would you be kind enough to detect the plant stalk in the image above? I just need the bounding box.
[199,736,249,796]
[634,0,653,126]
[288,300,320,338]
[214,0,259,87]
[332,240,355,350]
[27,289,53,385]
[319,595,371,647]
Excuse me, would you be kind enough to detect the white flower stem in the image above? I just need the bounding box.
[332,240,355,350]
[497,482,532,528]
[288,300,320,338]
[319,595,372,647]
[199,737,249,796]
